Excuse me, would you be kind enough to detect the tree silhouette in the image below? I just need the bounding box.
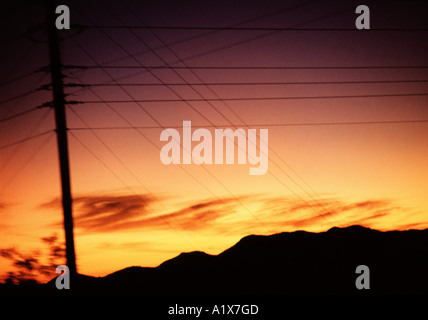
[0,234,65,285]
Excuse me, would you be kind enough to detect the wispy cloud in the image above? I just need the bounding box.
[260,197,414,231]
[42,194,243,232]
[73,195,153,230]
[42,194,154,231]
[76,196,241,232]
[41,193,423,234]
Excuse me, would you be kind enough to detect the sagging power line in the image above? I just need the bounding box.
[66,64,428,70]
[67,119,428,131]
[76,92,428,104]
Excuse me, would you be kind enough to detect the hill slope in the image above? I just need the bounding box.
[2,225,428,296]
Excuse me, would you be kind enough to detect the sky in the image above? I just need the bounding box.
[0,0,428,282]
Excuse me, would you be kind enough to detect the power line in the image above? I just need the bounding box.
[66,65,428,102]
[68,105,164,200]
[78,92,428,104]
[0,130,52,151]
[63,7,424,108]
[68,130,143,193]
[0,88,43,106]
[0,107,40,124]
[68,7,413,79]
[66,6,352,94]
[68,119,428,131]
[0,69,40,87]
[68,65,428,70]
[0,68,50,124]
[0,132,53,192]
[67,109,207,250]
[0,23,44,48]
[0,42,39,85]
[0,108,51,175]
[76,24,428,32]
[83,79,428,87]
[68,0,317,78]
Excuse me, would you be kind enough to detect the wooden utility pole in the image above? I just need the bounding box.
[45,0,77,275]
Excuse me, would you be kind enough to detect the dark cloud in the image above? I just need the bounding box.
[73,194,154,231]
[41,194,155,232]
[74,195,152,229]
[284,210,336,229]
[255,196,402,230]
[345,212,389,226]
[395,221,427,230]
[339,200,392,213]
[86,196,241,232]
[39,197,61,210]
[41,193,243,233]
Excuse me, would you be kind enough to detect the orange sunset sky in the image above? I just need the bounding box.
[1,0,428,282]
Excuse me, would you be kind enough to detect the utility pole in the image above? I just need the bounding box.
[45,0,77,276]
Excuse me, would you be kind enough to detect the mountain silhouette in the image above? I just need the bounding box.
[1,225,427,296]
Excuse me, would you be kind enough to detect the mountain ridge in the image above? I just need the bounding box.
[2,225,428,296]
[79,225,428,295]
